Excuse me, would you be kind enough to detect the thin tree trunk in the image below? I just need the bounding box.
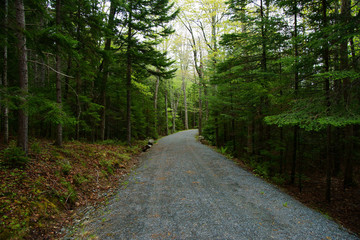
[64,57,71,100]
[75,70,81,140]
[16,0,29,154]
[247,123,253,154]
[100,0,116,141]
[165,89,169,135]
[291,126,297,185]
[126,10,133,146]
[198,83,202,135]
[291,1,299,185]
[182,74,188,130]
[3,0,9,144]
[340,0,353,188]
[322,0,332,202]
[171,92,180,134]
[154,75,160,134]
[55,0,63,146]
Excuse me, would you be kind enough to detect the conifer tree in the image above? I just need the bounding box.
[118,0,178,145]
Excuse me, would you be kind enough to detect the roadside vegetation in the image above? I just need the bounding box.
[199,137,360,236]
[0,139,145,239]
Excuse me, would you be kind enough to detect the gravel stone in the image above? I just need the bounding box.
[66,130,359,240]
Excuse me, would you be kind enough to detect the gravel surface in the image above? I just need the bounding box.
[66,130,359,240]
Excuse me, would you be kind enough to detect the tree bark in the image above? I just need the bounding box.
[182,72,188,130]
[291,0,299,185]
[2,0,9,144]
[322,0,332,202]
[100,0,116,141]
[55,0,63,146]
[198,82,202,136]
[165,89,169,135]
[15,0,29,154]
[340,0,354,188]
[154,75,160,135]
[126,11,133,146]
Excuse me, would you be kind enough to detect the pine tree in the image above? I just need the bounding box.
[118,0,178,145]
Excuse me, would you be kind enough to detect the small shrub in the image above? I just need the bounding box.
[73,174,89,186]
[1,147,29,169]
[30,142,41,154]
[271,174,286,185]
[100,160,114,175]
[60,179,77,204]
[220,146,228,155]
[59,160,72,175]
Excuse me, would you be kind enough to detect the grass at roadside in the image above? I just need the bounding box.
[0,139,146,239]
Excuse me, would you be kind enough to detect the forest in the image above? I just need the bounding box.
[0,0,359,237]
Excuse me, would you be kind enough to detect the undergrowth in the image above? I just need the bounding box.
[0,139,145,239]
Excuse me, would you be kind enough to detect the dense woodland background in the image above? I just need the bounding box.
[0,0,359,208]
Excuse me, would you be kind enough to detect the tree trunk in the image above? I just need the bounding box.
[182,73,188,130]
[100,0,116,141]
[322,0,332,201]
[154,75,160,134]
[165,90,169,135]
[15,0,29,154]
[2,0,9,144]
[126,10,133,146]
[340,0,353,188]
[291,0,299,185]
[247,123,253,154]
[198,83,202,136]
[55,0,63,146]
[75,71,81,140]
[64,57,71,100]
[291,126,297,185]
[171,93,179,134]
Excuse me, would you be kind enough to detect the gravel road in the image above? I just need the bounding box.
[67,130,358,240]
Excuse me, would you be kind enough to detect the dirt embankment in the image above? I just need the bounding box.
[0,139,145,239]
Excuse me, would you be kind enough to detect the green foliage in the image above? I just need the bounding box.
[252,161,272,178]
[220,146,228,155]
[58,160,72,175]
[30,142,42,154]
[1,147,29,169]
[100,160,114,175]
[28,95,76,127]
[73,174,89,186]
[59,178,77,204]
[271,174,286,185]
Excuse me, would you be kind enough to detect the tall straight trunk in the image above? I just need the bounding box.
[340,0,353,188]
[15,0,29,154]
[171,94,179,133]
[64,57,71,100]
[198,83,202,135]
[154,75,160,134]
[291,126,298,184]
[2,0,9,144]
[322,0,332,202]
[75,71,81,140]
[215,117,219,147]
[100,0,116,141]
[204,84,209,122]
[279,127,284,173]
[182,74,188,130]
[260,0,267,72]
[247,123,253,154]
[55,0,63,146]
[126,12,133,146]
[291,1,299,185]
[165,90,169,135]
